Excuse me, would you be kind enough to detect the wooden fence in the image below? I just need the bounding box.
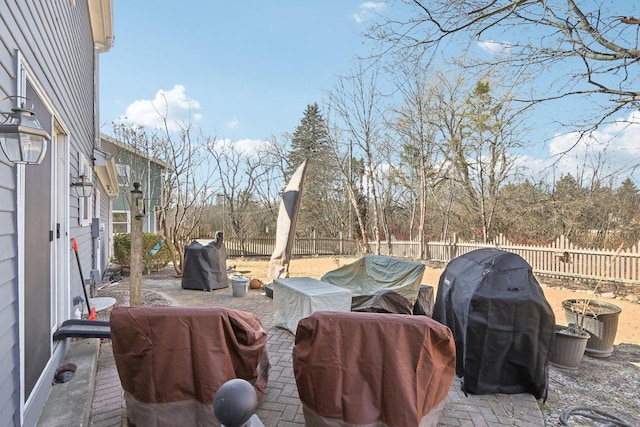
[201,233,640,286]
[205,236,360,258]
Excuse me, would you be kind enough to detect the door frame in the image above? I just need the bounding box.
[15,50,72,425]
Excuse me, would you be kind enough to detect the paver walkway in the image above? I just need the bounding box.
[89,277,546,426]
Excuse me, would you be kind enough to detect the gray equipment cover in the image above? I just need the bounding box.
[321,255,425,314]
[181,233,228,291]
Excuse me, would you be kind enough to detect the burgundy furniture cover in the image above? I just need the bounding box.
[111,306,270,427]
[293,311,456,427]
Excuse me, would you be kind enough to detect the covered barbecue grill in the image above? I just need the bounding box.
[433,248,555,399]
[181,232,228,291]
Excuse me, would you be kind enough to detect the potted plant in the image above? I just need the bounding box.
[550,323,590,370]
[559,245,624,359]
[562,298,621,358]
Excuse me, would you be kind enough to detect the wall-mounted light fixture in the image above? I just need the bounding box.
[0,96,50,165]
[71,173,94,198]
[132,182,146,220]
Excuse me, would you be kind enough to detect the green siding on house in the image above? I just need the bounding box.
[101,134,166,234]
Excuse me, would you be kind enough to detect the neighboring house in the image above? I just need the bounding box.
[101,133,167,235]
[0,2,116,426]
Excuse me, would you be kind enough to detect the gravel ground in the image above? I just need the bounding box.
[543,345,640,425]
[96,262,640,426]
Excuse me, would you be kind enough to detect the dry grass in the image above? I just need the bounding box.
[231,255,639,345]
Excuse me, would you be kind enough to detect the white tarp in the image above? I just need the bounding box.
[273,277,352,334]
[267,160,308,279]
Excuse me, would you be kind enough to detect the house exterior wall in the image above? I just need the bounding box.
[0,1,112,425]
[101,135,167,235]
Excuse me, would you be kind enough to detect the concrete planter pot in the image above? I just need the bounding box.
[562,299,621,358]
[550,325,590,370]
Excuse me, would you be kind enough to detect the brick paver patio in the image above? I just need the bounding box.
[89,276,545,426]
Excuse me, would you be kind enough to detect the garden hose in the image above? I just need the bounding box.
[559,405,632,426]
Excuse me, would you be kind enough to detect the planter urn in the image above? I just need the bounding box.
[550,325,590,370]
[562,299,621,358]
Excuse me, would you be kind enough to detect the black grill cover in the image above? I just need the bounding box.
[433,248,555,399]
[181,233,228,291]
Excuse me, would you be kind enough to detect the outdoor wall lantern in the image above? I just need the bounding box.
[71,174,94,198]
[132,182,146,220]
[0,97,50,165]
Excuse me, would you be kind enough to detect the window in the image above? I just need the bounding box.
[79,152,93,226]
[116,163,131,188]
[113,210,129,234]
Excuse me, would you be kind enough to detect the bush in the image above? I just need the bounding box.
[113,233,173,273]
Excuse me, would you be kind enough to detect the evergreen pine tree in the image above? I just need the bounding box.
[286,103,341,237]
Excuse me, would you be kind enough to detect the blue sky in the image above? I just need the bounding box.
[100,1,639,186]
[100,1,378,141]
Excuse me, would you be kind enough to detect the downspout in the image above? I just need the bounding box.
[90,47,101,295]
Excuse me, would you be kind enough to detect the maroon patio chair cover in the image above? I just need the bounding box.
[293,311,456,427]
[110,306,270,427]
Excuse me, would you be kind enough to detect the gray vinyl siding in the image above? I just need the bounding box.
[0,1,99,425]
[0,26,20,424]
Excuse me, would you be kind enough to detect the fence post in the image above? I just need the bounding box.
[313,230,317,255]
[448,233,458,261]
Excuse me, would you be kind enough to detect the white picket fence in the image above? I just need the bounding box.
[216,233,640,285]
[374,234,640,285]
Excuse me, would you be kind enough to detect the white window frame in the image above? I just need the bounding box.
[79,152,93,226]
[112,209,130,234]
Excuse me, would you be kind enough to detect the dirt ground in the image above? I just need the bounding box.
[233,256,640,346]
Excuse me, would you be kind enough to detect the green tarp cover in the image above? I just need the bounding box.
[321,255,425,314]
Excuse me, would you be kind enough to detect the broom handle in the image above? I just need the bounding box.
[71,238,92,313]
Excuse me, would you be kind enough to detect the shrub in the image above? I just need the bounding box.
[113,233,173,273]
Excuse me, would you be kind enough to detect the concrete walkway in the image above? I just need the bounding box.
[44,275,547,426]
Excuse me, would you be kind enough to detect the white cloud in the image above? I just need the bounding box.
[235,138,271,156]
[208,137,271,158]
[227,117,239,129]
[477,40,513,55]
[352,1,386,23]
[511,154,554,183]
[543,112,640,185]
[504,112,640,187]
[122,84,202,131]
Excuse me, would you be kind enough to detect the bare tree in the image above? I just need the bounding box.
[256,135,289,220]
[109,123,165,214]
[390,66,450,257]
[370,1,640,131]
[157,126,216,275]
[394,70,523,242]
[327,63,388,254]
[110,121,216,275]
[206,139,283,255]
[325,121,370,253]
[450,79,522,241]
